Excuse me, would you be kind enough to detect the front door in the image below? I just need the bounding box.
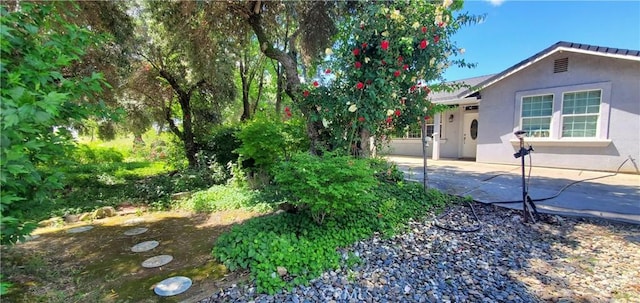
[462,113,478,158]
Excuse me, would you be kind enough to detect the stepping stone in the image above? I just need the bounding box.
[66,226,94,233]
[154,276,192,297]
[124,227,148,236]
[124,218,145,225]
[131,240,159,253]
[142,255,173,268]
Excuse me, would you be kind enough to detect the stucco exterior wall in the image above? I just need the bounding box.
[477,52,640,173]
[387,108,464,158]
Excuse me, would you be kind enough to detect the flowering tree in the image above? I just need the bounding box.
[301,0,478,155]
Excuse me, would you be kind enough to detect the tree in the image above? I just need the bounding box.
[129,1,237,167]
[0,3,112,244]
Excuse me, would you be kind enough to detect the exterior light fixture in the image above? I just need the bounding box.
[448,114,454,122]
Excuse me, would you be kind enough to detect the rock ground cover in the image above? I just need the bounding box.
[199,203,640,303]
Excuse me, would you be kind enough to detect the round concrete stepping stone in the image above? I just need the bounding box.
[66,226,94,233]
[131,240,159,253]
[124,218,145,225]
[154,276,192,297]
[124,227,148,236]
[142,255,173,268]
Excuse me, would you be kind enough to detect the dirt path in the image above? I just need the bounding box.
[2,209,264,302]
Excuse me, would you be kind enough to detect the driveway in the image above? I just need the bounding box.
[386,156,640,224]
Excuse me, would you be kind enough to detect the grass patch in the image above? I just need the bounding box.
[175,185,275,213]
[212,180,451,294]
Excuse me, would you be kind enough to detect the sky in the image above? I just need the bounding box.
[442,0,640,81]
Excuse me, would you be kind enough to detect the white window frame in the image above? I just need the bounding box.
[512,82,612,147]
[519,93,554,138]
[560,89,602,138]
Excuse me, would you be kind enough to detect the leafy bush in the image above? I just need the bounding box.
[235,113,308,173]
[273,152,377,224]
[74,144,124,164]
[0,3,110,245]
[199,124,242,167]
[213,179,451,295]
[176,185,273,213]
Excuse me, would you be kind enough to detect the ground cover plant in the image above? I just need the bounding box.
[213,158,451,295]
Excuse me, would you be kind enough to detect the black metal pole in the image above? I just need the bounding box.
[520,138,528,223]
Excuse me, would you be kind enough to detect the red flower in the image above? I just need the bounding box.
[420,39,428,49]
[325,68,331,74]
[285,106,290,112]
[361,42,368,49]
[425,116,431,120]
[356,82,364,90]
[434,35,440,44]
[381,60,387,65]
[303,90,310,97]
[355,61,362,69]
[410,85,417,92]
[403,64,409,70]
[438,22,445,28]
[358,116,365,122]
[394,70,401,77]
[381,40,389,50]
[397,55,403,63]
[422,26,427,34]
[313,81,319,87]
[395,109,401,116]
[386,116,393,124]
[353,48,360,56]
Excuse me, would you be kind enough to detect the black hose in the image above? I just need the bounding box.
[488,158,630,204]
[434,157,631,232]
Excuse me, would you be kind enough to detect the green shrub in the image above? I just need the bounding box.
[176,185,273,213]
[199,124,242,167]
[213,180,451,295]
[273,152,377,224]
[74,144,124,164]
[235,113,308,173]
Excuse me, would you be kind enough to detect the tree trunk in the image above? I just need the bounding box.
[240,56,251,121]
[247,12,322,155]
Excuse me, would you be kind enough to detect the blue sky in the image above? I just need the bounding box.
[442,0,640,81]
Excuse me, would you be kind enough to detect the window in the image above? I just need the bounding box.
[521,94,553,137]
[400,117,442,139]
[561,90,601,137]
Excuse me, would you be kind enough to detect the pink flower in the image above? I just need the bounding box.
[355,61,362,69]
[422,26,427,34]
[358,116,365,122]
[356,82,364,89]
[394,70,401,77]
[381,40,389,51]
[313,81,319,87]
[438,22,445,28]
[434,35,440,44]
[303,90,310,97]
[325,68,331,74]
[353,48,360,56]
[420,39,428,49]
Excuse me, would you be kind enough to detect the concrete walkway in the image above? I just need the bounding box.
[387,156,640,224]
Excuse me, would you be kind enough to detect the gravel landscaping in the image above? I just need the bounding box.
[200,202,640,303]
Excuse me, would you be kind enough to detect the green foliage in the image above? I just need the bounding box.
[198,124,242,167]
[74,144,124,164]
[176,185,274,213]
[300,0,480,153]
[273,152,377,224]
[213,172,451,295]
[235,113,308,172]
[0,274,11,296]
[0,3,111,245]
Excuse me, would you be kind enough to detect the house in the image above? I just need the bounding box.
[388,41,640,173]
